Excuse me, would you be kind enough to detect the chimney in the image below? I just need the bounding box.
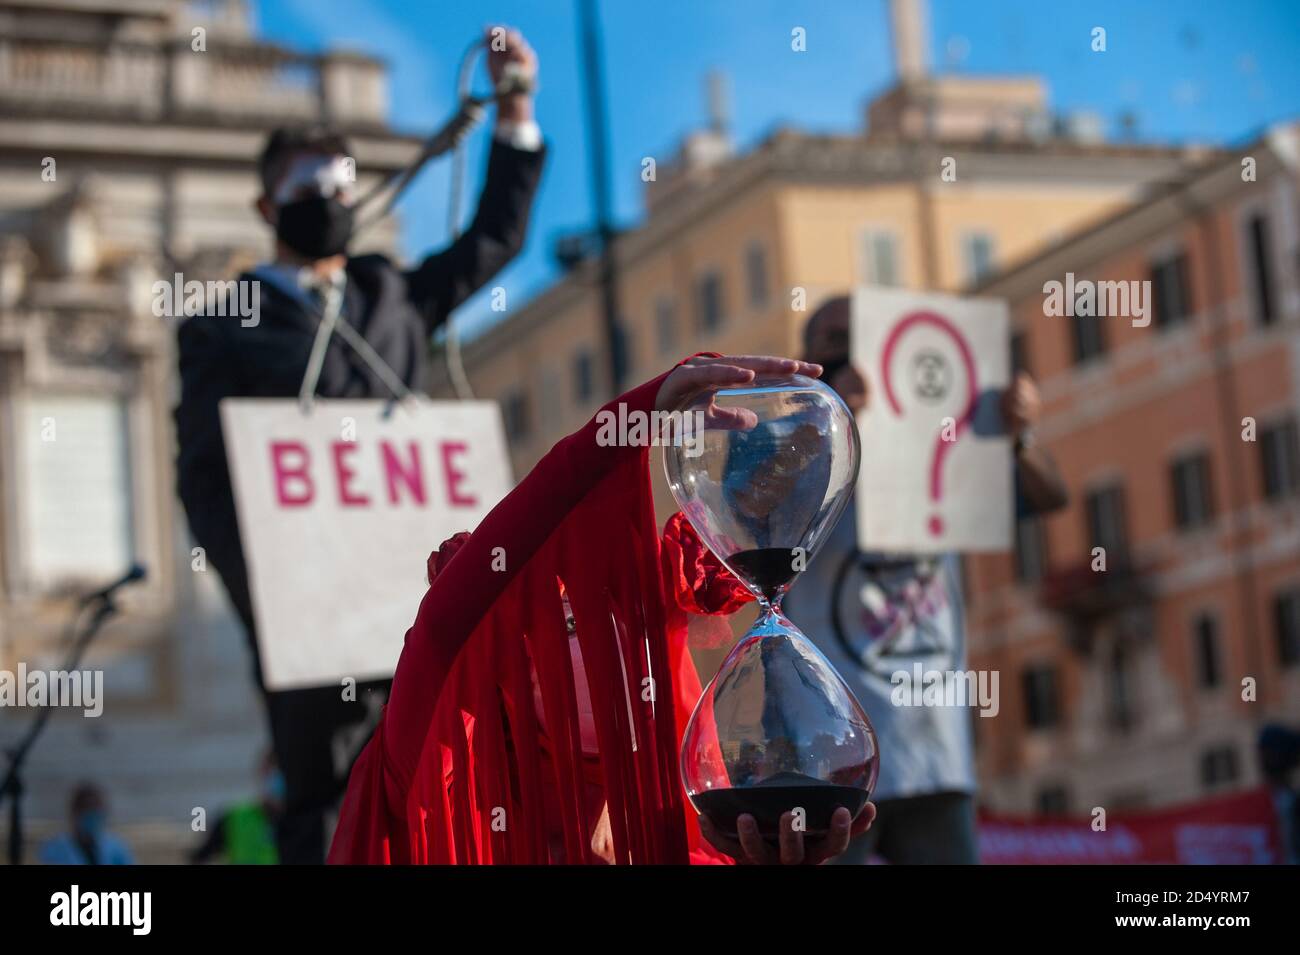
[643,72,734,216]
[706,70,731,136]
[889,0,930,83]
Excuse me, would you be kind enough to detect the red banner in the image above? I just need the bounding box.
[978,787,1285,864]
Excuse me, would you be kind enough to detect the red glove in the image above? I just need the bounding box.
[660,512,754,617]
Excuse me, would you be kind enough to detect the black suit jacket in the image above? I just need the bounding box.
[174,142,545,671]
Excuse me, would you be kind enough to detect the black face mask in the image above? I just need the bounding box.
[275,195,354,259]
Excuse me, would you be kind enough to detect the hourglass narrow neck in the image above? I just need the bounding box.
[755,598,789,631]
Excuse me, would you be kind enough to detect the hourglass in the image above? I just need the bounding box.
[665,374,878,842]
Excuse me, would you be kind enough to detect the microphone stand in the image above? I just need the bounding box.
[0,593,121,865]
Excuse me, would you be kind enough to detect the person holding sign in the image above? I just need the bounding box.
[174,28,545,864]
[785,295,1067,864]
[329,355,878,864]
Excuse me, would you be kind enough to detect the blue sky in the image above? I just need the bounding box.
[258,0,1300,337]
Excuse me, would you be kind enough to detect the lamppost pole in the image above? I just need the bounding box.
[577,0,625,394]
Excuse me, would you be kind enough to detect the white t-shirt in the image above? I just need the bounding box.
[783,505,977,802]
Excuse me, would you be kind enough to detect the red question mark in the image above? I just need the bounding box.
[880,311,979,538]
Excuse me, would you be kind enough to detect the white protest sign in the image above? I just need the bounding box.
[220,399,511,690]
[851,287,1011,553]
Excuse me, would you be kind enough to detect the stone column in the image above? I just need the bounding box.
[320,53,387,126]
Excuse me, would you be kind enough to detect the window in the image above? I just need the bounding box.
[1193,614,1221,689]
[1085,483,1129,564]
[1259,418,1300,501]
[1170,451,1215,531]
[1108,643,1137,733]
[1245,212,1276,325]
[745,242,769,309]
[1014,515,1048,583]
[655,298,676,356]
[502,388,530,442]
[537,368,561,431]
[1070,311,1107,365]
[1200,745,1239,789]
[1275,588,1300,668]
[1151,252,1192,329]
[696,271,725,334]
[613,324,633,382]
[963,232,996,285]
[1036,786,1070,815]
[20,394,134,590]
[860,230,900,286]
[1022,665,1060,730]
[573,348,595,403]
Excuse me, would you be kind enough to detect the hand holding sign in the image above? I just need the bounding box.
[852,288,1011,553]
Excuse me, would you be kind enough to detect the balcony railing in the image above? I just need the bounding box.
[0,35,386,126]
[1039,558,1152,624]
[0,38,167,116]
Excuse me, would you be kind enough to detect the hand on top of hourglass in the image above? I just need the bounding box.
[654,355,824,425]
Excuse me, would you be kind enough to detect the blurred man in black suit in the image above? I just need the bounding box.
[174,27,545,863]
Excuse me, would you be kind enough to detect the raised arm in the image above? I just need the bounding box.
[402,141,545,332]
[403,28,545,331]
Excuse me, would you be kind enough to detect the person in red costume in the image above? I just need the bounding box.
[329,355,876,865]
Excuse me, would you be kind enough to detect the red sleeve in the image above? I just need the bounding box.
[379,372,670,802]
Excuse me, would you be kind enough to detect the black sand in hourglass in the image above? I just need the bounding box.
[692,771,869,840]
[727,548,799,602]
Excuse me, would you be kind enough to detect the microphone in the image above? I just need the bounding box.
[80,563,148,606]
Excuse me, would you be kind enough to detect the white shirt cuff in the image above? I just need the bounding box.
[494,120,543,152]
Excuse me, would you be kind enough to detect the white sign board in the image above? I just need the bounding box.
[851,287,1011,553]
[220,399,511,690]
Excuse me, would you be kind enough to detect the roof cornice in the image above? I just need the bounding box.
[973,136,1289,301]
[454,134,1213,369]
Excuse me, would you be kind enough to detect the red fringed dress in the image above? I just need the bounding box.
[329,369,751,864]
